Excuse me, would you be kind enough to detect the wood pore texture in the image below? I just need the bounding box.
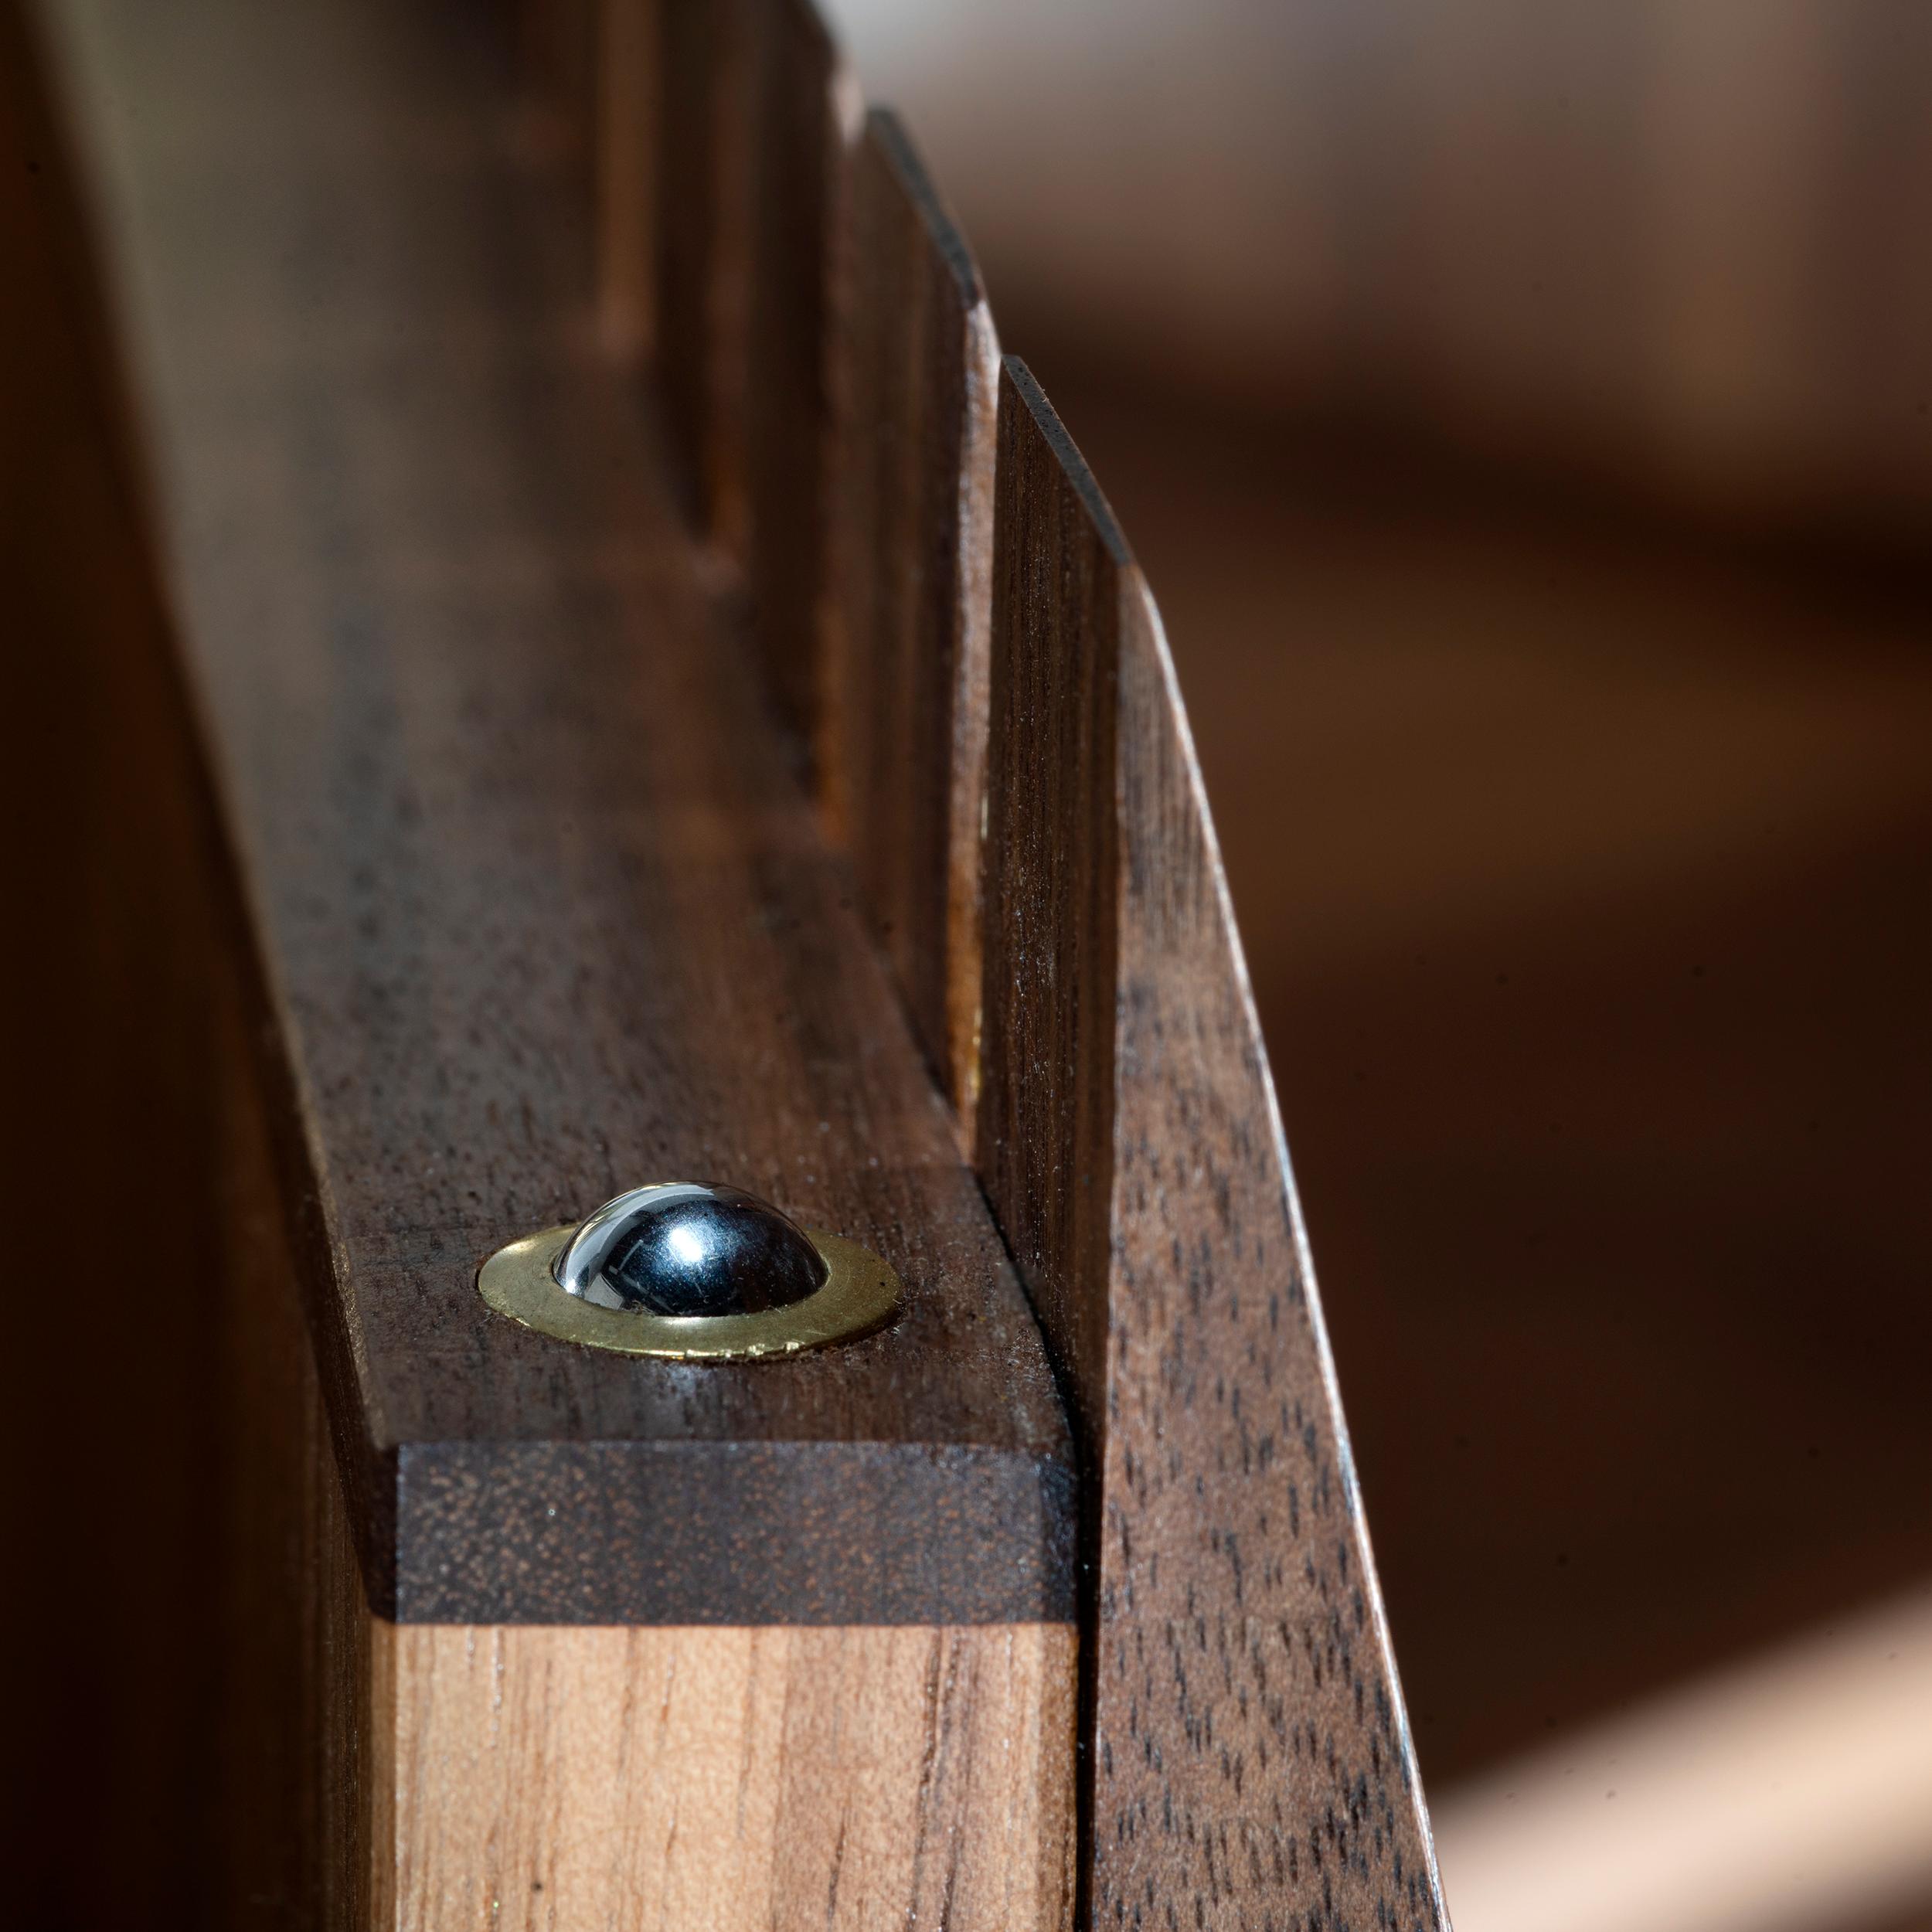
[831,108,998,1130]
[386,1621,1075,1929]
[978,360,1447,1930]
[226,1007,1077,1931]
[45,0,1074,1628]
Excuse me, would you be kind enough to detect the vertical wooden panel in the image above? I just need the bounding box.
[979,358,1447,1930]
[742,0,859,752]
[830,107,998,1130]
[216,988,390,1932]
[655,0,755,546]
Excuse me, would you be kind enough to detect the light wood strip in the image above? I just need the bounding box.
[383,1621,1074,1929]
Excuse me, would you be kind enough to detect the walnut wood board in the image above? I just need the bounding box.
[829,107,998,1128]
[223,969,1077,1931]
[42,0,1073,1627]
[238,1010,1077,1932]
[978,360,1447,1928]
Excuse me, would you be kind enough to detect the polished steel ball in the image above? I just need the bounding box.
[552,1182,828,1318]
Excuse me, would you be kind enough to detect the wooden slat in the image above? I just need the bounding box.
[740,0,858,753]
[46,0,1073,1624]
[216,960,388,1930]
[978,358,1447,1927]
[828,107,998,1129]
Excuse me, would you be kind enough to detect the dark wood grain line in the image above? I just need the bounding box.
[49,0,1075,1628]
[830,107,998,1132]
[981,358,1446,1929]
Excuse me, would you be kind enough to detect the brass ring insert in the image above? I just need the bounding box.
[478,1225,900,1359]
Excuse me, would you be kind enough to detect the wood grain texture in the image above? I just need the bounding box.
[226,1043,1072,1930]
[384,1620,1074,1929]
[218,1009,1077,1932]
[741,0,858,753]
[828,108,998,1131]
[216,974,390,1932]
[46,0,1073,1627]
[979,359,1447,1929]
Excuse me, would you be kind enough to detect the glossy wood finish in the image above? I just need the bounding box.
[830,108,998,1127]
[978,359,1446,1928]
[47,0,1073,1626]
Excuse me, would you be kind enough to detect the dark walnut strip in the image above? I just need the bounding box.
[828,106,998,1133]
[979,359,1447,1929]
[50,0,1073,1628]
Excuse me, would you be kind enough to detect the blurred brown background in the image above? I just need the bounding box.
[828,3,1932,1928]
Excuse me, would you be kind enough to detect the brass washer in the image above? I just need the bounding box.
[477,1226,900,1359]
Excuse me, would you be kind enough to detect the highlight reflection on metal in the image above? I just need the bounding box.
[554,1182,828,1315]
[478,1182,900,1359]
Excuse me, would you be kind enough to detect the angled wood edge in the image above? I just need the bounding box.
[982,357,1447,1928]
[830,104,999,1138]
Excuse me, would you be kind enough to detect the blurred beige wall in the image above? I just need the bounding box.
[825,0,1932,536]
